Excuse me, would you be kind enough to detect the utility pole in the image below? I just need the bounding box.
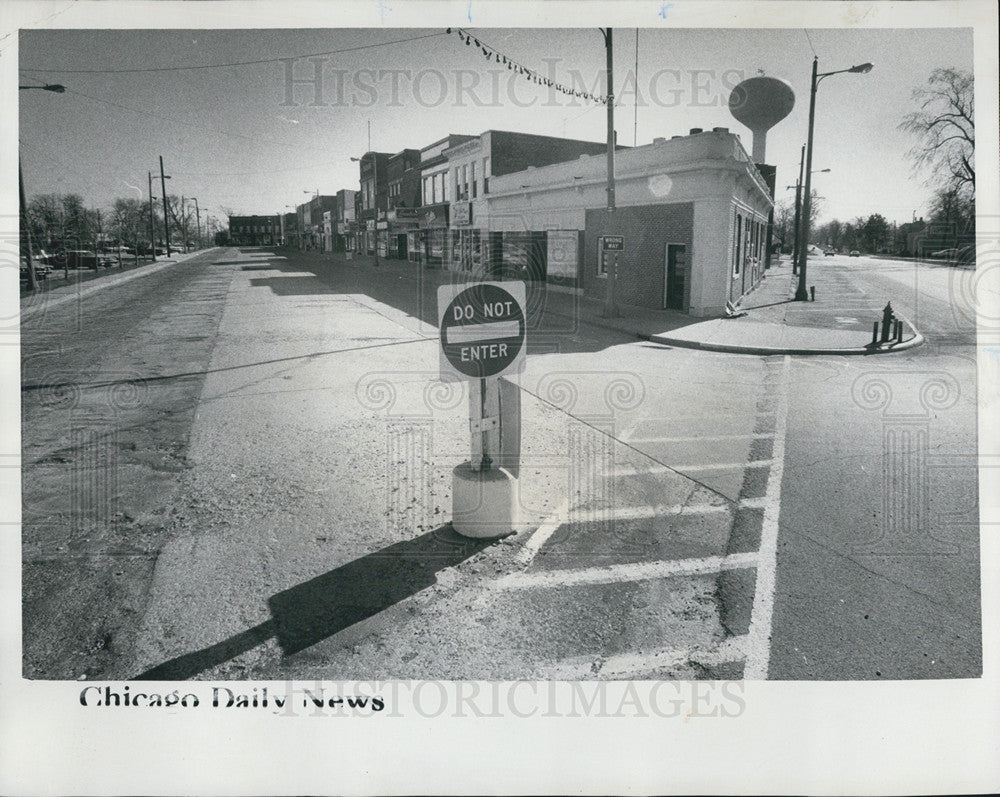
[95,208,102,266]
[19,157,39,291]
[602,27,618,318]
[148,171,157,261]
[791,144,804,274]
[159,156,171,254]
[191,197,201,249]
[181,194,188,252]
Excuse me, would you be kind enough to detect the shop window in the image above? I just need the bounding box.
[733,214,743,277]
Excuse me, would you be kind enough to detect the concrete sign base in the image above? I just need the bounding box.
[451,462,519,539]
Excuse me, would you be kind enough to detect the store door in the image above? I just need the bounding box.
[664,243,687,310]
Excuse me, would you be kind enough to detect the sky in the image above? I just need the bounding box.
[17,25,974,226]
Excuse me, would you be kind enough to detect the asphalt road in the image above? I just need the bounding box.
[19,247,982,681]
[769,253,981,678]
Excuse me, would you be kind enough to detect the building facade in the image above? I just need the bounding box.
[485,127,774,316]
[356,152,391,256]
[228,215,281,246]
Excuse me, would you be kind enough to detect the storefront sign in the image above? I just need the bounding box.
[452,202,472,226]
[546,230,579,278]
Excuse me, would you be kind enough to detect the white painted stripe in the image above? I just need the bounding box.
[566,503,731,523]
[514,499,569,566]
[744,355,791,680]
[606,460,772,478]
[445,321,520,344]
[626,432,774,443]
[492,551,759,590]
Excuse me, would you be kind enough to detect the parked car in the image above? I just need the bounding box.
[824,250,836,256]
[930,247,960,259]
[849,250,861,257]
[19,255,51,281]
[168,245,186,255]
[59,250,102,269]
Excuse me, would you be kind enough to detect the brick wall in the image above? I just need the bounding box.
[491,131,609,177]
[583,203,695,310]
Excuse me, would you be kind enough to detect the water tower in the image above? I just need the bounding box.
[728,76,795,162]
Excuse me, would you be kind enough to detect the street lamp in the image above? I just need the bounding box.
[795,58,873,300]
[19,83,66,291]
[187,197,201,249]
[788,165,831,272]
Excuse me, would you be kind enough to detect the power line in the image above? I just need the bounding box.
[56,85,304,153]
[804,29,817,58]
[19,31,446,74]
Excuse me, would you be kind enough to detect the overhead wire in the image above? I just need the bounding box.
[18,31,447,74]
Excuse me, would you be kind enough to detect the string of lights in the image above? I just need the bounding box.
[446,27,609,105]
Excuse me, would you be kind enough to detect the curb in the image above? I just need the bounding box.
[646,330,925,356]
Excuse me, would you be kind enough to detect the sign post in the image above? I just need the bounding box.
[438,281,526,538]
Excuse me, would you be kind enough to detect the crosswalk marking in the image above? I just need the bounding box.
[492,551,759,590]
[744,355,791,680]
[607,460,773,477]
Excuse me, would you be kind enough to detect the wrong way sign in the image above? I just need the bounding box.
[438,281,526,380]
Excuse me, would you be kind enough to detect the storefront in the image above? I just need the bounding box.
[418,203,450,267]
[386,208,419,260]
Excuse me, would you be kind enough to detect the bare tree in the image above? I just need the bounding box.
[900,68,974,195]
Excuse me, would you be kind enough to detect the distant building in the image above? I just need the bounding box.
[228,215,281,246]
[297,195,337,250]
[416,133,477,265]
[280,212,298,247]
[356,152,392,255]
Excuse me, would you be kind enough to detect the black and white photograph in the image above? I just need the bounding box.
[3,1,999,794]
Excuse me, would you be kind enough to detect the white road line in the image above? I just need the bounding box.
[625,432,774,444]
[492,551,759,590]
[513,499,569,567]
[744,354,791,680]
[607,460,773,477]
[565,502,732,523]
[581,635,750,678]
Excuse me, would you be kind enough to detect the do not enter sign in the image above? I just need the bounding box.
[438,281,526,380]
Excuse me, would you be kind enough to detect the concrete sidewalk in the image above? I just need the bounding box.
[648,257,923,355]
[278,248,924,356]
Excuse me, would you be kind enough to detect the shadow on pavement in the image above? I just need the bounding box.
[133,524,491,680]
[246,247,710,354]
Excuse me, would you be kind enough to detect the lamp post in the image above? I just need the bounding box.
[19,83,65,291]
[188,197,201,249]
[789,163,830,273]
[795,58,872,301]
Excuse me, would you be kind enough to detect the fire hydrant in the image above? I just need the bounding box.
[881,302,895,342]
